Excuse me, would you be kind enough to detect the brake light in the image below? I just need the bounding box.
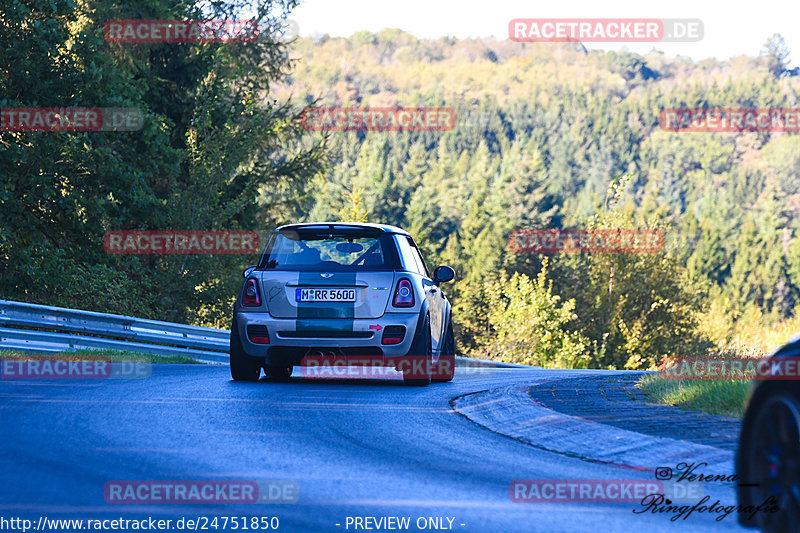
[393,279,414,307]
[243,278,261,306]
[382,325,406,345]
[247,325,269,344]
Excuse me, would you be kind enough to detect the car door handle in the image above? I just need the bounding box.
[427,288,437,294]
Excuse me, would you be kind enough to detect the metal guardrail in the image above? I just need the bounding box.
[0,299,525,368]
[0,300,229,363]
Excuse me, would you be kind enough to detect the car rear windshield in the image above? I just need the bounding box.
[258,230,399,271]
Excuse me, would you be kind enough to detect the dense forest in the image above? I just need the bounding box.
[278,30,800,368]
[3,1,800,369]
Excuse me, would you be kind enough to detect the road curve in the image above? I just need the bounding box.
[0,365,748,532]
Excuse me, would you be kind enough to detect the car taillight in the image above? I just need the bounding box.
[393,279,414,307]
[382,325,406,345]
[243,278,261,306]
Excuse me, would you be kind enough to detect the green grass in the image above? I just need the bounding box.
[636,372,751,418]
[0,348,202,364]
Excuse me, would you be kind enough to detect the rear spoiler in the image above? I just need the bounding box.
[277,224,386,237]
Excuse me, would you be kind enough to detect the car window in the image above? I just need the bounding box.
[260,231,396,271]
[395,235,424,275]
[407,238,430,278]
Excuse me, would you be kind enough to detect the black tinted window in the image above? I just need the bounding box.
[395,236,428,276]
[259,231,398,271]
[407,238,430,277]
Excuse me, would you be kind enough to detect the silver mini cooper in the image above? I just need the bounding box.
[230,223,456,385]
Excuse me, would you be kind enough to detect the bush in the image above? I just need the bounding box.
[548,177,713,369]
[480,260,591,368]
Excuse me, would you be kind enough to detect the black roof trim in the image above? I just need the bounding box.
[274,222,410,236]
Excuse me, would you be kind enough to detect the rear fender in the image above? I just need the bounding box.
[405,299,430,358]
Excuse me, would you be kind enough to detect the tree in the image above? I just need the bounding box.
[549,177,712,369]
[482,261,590,368]
[763,34,791,78]
[0,0,328,326]
[337,183,369,222]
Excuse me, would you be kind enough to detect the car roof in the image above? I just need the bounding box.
[274,222,411,236]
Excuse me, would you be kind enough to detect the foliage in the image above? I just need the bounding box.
[337,182,369,222]
[0,0,327,325]
[763,34,792,77]
[6,19,800,369]
[637,372,750,418]
[481,261,591,368]
[546,177,713,369]
[283,30,800,369]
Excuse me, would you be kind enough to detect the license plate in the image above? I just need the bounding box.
[295,288,356,302]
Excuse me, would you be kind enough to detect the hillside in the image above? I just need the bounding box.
[276,30,800,366]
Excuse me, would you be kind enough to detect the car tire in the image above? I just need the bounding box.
[266,364,293,381]
[230,318,262,382]
[739,387,800,532]
[403,314,432,386]
[433,319,455,383]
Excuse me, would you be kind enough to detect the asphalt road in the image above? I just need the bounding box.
[0,365,750,533]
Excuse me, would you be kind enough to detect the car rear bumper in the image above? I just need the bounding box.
[233,311,421,365]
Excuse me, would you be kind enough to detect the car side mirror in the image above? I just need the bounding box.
[243,265,257,279]
[433,265,455,284]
